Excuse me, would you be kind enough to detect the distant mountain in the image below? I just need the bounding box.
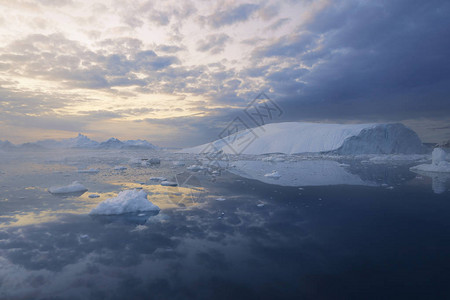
[99,138,158,149]
[0,134,157,151]
[98,138,123,149]
[36,133,99,149]
[0,140,16,150]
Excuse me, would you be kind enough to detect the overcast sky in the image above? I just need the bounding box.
[0,0,449,146]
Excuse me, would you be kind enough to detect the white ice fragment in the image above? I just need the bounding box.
[89,189,160,215]
[161,181,177,187]
[216,197,226,201]
[77,168,99,174]
[49,181,88,194]
[264,170,281,179]
[257,203,265,207]
[187,165,204,171]
[432,148,447,165]
[150,177,167,181]
[89,194,100,198]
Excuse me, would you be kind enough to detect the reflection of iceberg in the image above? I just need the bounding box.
[229,160,375,187]
[90,211,160,225]
[411,170,450,194]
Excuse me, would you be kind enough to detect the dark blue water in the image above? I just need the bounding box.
[0,150,449,300]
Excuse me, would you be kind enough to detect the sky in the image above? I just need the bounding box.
[0,0,449,147]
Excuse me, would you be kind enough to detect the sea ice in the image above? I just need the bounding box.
[49,181,88,194]
[114,166,127,170]
[187,165,204,171]
[90,189,160,215]
[432,148,447,165]
[89,194,100,198]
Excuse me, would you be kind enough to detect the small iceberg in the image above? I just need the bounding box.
[90,189,160,215]
[187,165,204,171]
[77,168,99,174]
[216,197,226,201]
[264,170,281,179]
[89,194,100,198]
[161,181,178,187]
[410,148,450,173]
[150,177,167,181]
[49,181,88,194]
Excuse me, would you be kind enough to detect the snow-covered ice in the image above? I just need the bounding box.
[49,181,88,194]
[216,197,226,201]
[181,122,424,155]
[90,189,160,215]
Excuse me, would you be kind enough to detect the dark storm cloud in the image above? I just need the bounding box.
[252,0,450,121]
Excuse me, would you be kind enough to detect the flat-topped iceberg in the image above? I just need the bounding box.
[181,122,424,155]
[90,189,160,215]
[49,181,88,194]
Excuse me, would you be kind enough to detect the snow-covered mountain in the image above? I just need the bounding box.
[36,134,99,149]
[0,134,157,150]
[182,122,425,155]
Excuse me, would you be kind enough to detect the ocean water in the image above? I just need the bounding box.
[0,149,449,300]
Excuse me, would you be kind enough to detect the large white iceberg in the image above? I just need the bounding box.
[49,181,88,194]
[90,189,160,215]
[181,122,424,155]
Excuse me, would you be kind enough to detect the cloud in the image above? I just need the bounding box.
[203,3,260,28]
[197,34,231,54]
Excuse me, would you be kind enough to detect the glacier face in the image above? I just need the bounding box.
[182,122,425,155]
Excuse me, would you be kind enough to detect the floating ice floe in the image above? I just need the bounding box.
[410,148,450,173]
[216,197,226,201]
[150,177,167,181]
[114,166,127,170]
[89,189,160,215]
[89,194,100,198]
[49,181,88,194]
[161,181,178,187]
[264,170,281,179]
[187,165,204,171]
[77,168,99,174]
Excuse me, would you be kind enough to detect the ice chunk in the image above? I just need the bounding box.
[89,194,100,198]
[173,161,185,166]
[187,165,204,171]
[161,181,178,187]
[432,148,447,165]
[49,181,88,194]
[77,168,99,174]
[90,189,160,215]
[216,197,226,201]
[264,171,281,179]
[150,177,167,181]
[114,166,127,170]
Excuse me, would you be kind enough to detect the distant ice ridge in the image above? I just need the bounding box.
[181,122,424,155]
[410,148,450,173]
[90,189,160,215]
[49,181,88,194]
